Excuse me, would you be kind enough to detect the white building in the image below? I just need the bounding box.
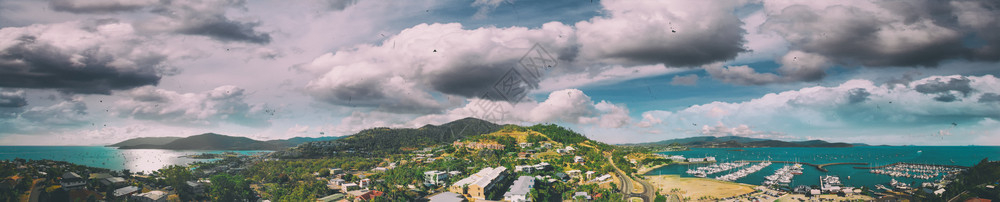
[424,171,448,185]
[113,186,139,198]
[341,183,359,192]
[503,176,535,202]
[60,172,86,190]
[132,191,167,202]
[574,156,585,163]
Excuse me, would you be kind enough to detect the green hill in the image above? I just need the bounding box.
[272,117,502,158]
[624,136,856,148]
[107,137,182,147]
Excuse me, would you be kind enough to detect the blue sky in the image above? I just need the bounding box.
[0,0,998,145]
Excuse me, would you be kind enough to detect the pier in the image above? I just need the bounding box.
[744,160,868,172]
[853,162,969,170]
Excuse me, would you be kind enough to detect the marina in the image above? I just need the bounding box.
[646,146,999,191]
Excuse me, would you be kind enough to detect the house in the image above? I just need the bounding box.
[329,178,346,186]
[113,186,139,198]
[428,192,465,202]
[341,183,359,192]
[103,177,126,186]
[372,167,388,172]
[518,143,533,148]
[449,166,507,200]
[359,178,372,188]
[329,168,344,175]
[542,143,552,148]
[566,170,581,177]
[585,171,596,179]
[533,162,551,171]
[448,171,462,176]
[356,190,384,201]
[554,173,569,181]
[593,174,611,182]
[424,171,448,185]
[132,191,167,202]
[503,176,535,202]
[186,181,205,195]
[515,165,535,173]
[317,193,345,202]
[60,172,86,190]
[573,192,591,200]
[574,156,585,163]
[517,152,531,158]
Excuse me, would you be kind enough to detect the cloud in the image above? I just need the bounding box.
[0,89,27,108]
[49,0,155,13]
[703,63,781,85]
[980,93,1000,103]
[138,0,271,44]
[114,85,272,127]
[297,22,576,113]
[701,123,786,138]
[914,76,973,96]
[575,0,747,67]
[846,88,871,104]
[471,0,511,19]
[670,74,698,86]
[321,0,359,11]
[0,20,178,94]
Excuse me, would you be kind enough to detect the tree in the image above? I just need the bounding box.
[161,165,194,201]
[318,169,330,177]
[209,174,255,202]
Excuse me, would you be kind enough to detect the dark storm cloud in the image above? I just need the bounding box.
[979,93,1000,103]
[136,0,271,44]
[174,20,271,44]
[846,88,871,104]
[763,4,968,68]
[427,62,519,99]
[598,20,747,67]
[49,0,152,14]
[0,89,27,108]
[934,94,958,102]
[914,77,973,97]
[323,0,358,11]
[0,35,164,94]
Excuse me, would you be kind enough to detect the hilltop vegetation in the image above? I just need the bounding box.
[273,117,501,158]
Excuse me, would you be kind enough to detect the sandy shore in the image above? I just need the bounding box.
[646,175,755,200]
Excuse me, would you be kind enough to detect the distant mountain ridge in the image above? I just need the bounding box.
[623,136,863,148]
[110,133,342,150]
[271,117,502,158]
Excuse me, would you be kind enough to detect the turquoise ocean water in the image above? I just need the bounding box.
[0,146,270,173]
[647,146,1000,189]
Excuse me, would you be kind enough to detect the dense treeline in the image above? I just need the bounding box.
[278,118,501,158]
[527,124,589,145]
[926,158,1000,201]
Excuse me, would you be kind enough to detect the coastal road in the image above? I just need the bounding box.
[608,155,649,201]
[634,175,655,201]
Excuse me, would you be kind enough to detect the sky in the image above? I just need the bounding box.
[0,0,998,146]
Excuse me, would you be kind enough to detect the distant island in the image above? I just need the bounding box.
[108,133,341,150]
[621,135,865,148]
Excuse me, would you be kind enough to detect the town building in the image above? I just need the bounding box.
[60,172,86,190]
[341,183,359,193]
[113,186,139,198]
[503,176,535,202]
[449,166,508,200]
[424,170,449,185]
[132,191,167,202]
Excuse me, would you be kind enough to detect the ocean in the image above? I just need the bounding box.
[647,146,1000,189]
[0,146,270,173]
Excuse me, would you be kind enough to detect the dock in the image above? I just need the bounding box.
[744,160,868,172]
[853,162,969,170]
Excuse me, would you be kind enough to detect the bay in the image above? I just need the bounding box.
[647,146,1000,189]
[0,146,270,173]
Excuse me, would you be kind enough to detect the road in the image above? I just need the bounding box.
[607,155,649,201]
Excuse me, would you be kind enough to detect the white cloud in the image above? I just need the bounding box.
[114,85,272,127]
